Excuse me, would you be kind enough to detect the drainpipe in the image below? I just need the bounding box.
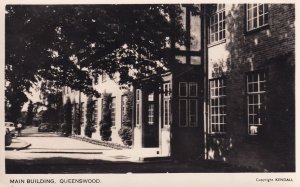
[79,90,81,135]
[202,5,208,160]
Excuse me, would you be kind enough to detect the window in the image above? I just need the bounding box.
[247,71,266,135]
[246,4,269,31]
[94,100,98,124]
[189,82,198,97]
[209,78,226,134]
[111,97,116,126]
[163,83,171,127]
[148,104,154,125]
[179,82,198,127]
[209,4,226,43]
[148,93,154,125]
[80,102,85,126]
[121,95,127,125]
[179,82,188,97]
[136,89,141,126]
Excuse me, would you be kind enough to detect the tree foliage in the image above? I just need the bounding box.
[5,5,186,86]
[5,5,186,111]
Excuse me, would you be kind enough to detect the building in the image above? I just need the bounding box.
[62,4,295,171]
[205,4,295,171]
[132,5,204,159]
[62,73,130,145]
[132,4,295,171]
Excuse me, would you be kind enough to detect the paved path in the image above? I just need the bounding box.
[6,126,256,173]
[6,126,139,162]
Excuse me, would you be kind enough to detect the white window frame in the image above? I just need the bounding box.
[136,89,141,126]
[246,4,269,32]
[163,82,171,127]
[209,4,226,44]
[247,71,266,135]
[209,78,226,134]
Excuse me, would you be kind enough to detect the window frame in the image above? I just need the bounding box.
[179,82,199,127]
[94,100,98,125]
[163,82,171,127]
[209,4,226,44]
[111,97,116,127]
[246,4,269,32]
[246,70,267,136]
[209,77,227,134]
[148,103,154,125]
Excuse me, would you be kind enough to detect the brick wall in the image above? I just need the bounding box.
[206,4,295,171]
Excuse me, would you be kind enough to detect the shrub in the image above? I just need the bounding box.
[85,96,96,138]
[73,103,81,135]
[118,126,133,146]
[118,90,133,145]
[38,123,59,132]
[5,129,12,146]
[99,93,112,141]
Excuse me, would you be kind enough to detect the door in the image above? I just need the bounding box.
[143,92,159,147]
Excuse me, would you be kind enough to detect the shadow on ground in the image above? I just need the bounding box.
[6,157,258,174]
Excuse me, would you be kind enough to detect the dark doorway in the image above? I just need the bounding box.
[143,92,159,147]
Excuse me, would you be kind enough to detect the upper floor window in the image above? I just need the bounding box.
[246,4,269,31]
[209,4,226,44]
[246,70,267,135]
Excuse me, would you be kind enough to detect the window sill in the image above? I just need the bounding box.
[207,39,226,48]
[244,25,270,36]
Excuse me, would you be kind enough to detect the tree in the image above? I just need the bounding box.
[25,101,34,126]
[99,93,112,141]
[5,5,188,119]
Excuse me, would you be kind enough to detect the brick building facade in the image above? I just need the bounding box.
[205,4,295,171]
